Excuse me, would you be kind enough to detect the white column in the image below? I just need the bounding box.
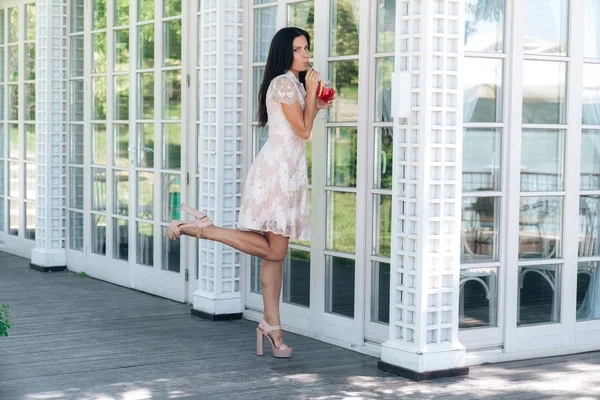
[192,0,244,319]
[379,0,468,380]
[30,0,67,272]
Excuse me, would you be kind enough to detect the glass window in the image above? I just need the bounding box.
[464,58,503,123]
[139,0,154,22]
[328,60,359,122]
[93,33,107,73]
[462,197,499,263]
[139,73,154,119]
[462,128,502,192]
[137,222,154,265]
[93,0,107,30]
[581,130,600,190]
[92,124,107,165]
[288,1,315,40]
[330,0,360,56]
[25,163,36,200]
[25,44,35,80]
[25,202,35,240]
[585,0,600,58]
[69,167,84,209]
[114,76,129,121]
[70,36,84,77]
[376,0,396,53]
[583,64,600,125]
[92,168,107,211]
[25,125,35,160]
[372,195,391,257]
[371,262,390,323]
[25,4,35,41]
[520,129,564,192]
[92,214,107,255]
[162,173,181,222]
[70,0,84,33]
[254,7,277,62]
[137,172,154,219]
[115,30,130,72]
[164,0,182,18]
[460,267,498,328]
[114,170,129,216]
[523,0,569,55]
[519,196,562,260]
[162,228,180,272]
[138,124,154,168]
[518,264,561,325]
[25,83,35,121]
[115,0,129,26]
[326,191,356,254]
[327,127,357,187]
[576,261,600,321]
[465,0,505,52]
[9,8,18,43]
[578,196,600,257]
[325,256,355,318]
[164,19,182,67]
[522,61,567,125]
[138,24,155,69]
[113,218,129,260]
[163,71,182,119]
[374,127,393,190]
[163,124,181,170]
[283,248,311,307]
[69,125,84,164]
[69,211,84,251]
[114,124,129,167]
[375,57,394,123]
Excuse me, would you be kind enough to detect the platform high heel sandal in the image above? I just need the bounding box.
[256,319,292,358]
[165,203,214,240]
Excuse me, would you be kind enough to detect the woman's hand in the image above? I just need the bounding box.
[305,68,320,96]
[316,97,334,110]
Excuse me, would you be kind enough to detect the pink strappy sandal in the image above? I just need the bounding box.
[256,318,293,358]
[165,203,214,240]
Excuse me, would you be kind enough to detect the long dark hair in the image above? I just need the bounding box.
[257,27,310,127]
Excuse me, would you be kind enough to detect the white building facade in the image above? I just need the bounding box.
[1,0,599,379]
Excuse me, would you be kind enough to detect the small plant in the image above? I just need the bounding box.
[0,303,10,337]
[78,271,87,278]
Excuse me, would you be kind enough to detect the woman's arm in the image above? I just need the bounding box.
[281,69,320,140]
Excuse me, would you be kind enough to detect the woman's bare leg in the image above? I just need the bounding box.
[260,258,288,349]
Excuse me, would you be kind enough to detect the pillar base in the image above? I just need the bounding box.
[378,360,469,381]
[191,308,242,321]
[30,263,67,273]
[30,248,67,272]
[192,290,242,320]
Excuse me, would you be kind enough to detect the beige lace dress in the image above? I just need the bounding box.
[238,71,310,241]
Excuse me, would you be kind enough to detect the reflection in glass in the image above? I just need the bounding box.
[93,0,106,29]
[325,256,355,318]
[70,0,84,33]
[583,64,600,125]
[70,125,84,164]
[330,0,360,56]
[138,0,154,22]
[518,264,561,325]
[25,44,35,80]
[138,24,154,68]
[8,8,17,43]
[138,124,154,168]
[0,199,3,232]
[162,173,181,222]
[252,125,269,158]
[114,124,129,167]
[69,167,84,209]
[462,128,501,192]
[25,163,36,200]
[253,67,265,121]
[93,33,107,73]
[576,262,600,321]
[115,75,129,120]
[70,80,84,121]
[25,83,35,120]
[93,124,107,165]
[581,130,600,190]
[113,218,128,261]
[521,129,564,191]
[462,197,498,263]
[372,195,392,258]
[93,77,107,120]
[464,58,503,123]
[8,124,18,159]
[25,124,35,160]
[519,197,562,260]
[465,0,505,52]
[375,57,394,122]
[0,52,3,83]
[8,84,18,120]
[329,60,359,122]
[139,72,154,119]
[164,20,182,67]
[0,125,3,159]
[326,191,356,254]
[585,0,600,58]
[8,200,18,236]
[25,4,35,40]
[371,262,390,323]
[162,228,180,272]
[522,61,567,125]
[164,0,182,17]
[8,162,18,198]
[92,214,107,255]
[578,196,600,257]
[375,128,393,189]
[137,222,154,266]
[115,0,129,26]
[114,170,129,216]
[92,168,107,211]
[327,127,357,187]
[523,0,568,55]
[376,0,396,53]
[288,1,314,40]
[251,256,262,294]
[163,71,182,119]
[138,172,154,219]
[459,267,498,328]
[8,45,18,81]
[0,10,3,45]
[69,211,84,251]
[25,202,35,240]
[283,248,311,307]
[253,7,277,62]
[114,29,129,72]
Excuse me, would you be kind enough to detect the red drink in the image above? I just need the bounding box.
[317,81,335,102]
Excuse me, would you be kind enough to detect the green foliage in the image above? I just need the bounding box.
[0,303,11,337]
[79,272,88,278]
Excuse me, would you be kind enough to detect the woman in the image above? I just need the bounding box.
[167,27,333,358]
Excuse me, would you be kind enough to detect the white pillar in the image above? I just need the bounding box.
[30,0,67,272]
[379,0,468,380]
[192,0,244,320]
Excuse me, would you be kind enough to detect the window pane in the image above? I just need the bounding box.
[521,129,564,192]
[25,83,35,120]
[329,60,359,122]
[25,124,35,160]
[92,168,107,211]
[330,0,360,56]
[372,195,392,257]
[8,8,18,43]
[69,167,84,209]
[461,197,499,263]
[519,197,562,260]
[138,24,155,69]
[327,127,357,187]
[576,261,600,321]
[0,125,3,158]
[70,36,84,77]
[8,46,18,81]
[114,170,129,216]
[255,0,277,3]
[70,80,84,121]
[137,222,154,266]
[70,0,84,33]
[93,33,107,73]
[25,163,36,200]
[92,214,107,255]
[326,191,356,254]
[8,200,18,236]
[464,58,503,123]
[25,202,35,240]
[253,7,277,62]
[581,130,600,190]
[138,124,154,168]
[465,0,505,52]
[25,4,35,41]
[114,124,129,167]
[578,196,600,257]
[139,72,154,119]
[0,197,3,232]
[583,64,600,125]
[115,0,129,26]
[460,267,498,328]
[288,1,314,40]
[250,256,262,294]
[8,125,18,159]
[164,0,182,17]
[93,0,107,30]
[164,19,182,67]
[518,264,561,325]
[115,29,130,72]
[522,61,567,125]
[138,172,154,219]
[523,0,568,56]
[162,227,180,272]
[462,128,502,192]
[252,66,265,121]
[374,127,393,190]
[115,75,129,121]
[139,0,154,21]
[69,211,84,251]
[0,10,4,45]
[371,262,390,323]
[163,71,181,119]
[8,85,17,120]
[375,57,393,122]
[585,0,600,58]
[163,124,181,170]
[162,173,181,222]
[325,256,355,318]
[376,0,396,53]
[69,125,84,164]
[25,44,35,80]
[252,125,269,158]
[92,124,107,165]
[113,218,129,261]
[93,76,107,120]
[0,51,4,83]
[283,248,311,307]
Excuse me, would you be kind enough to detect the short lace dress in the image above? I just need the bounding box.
[237,71,310,241]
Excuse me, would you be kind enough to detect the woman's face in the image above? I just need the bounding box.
[290,35,310,75]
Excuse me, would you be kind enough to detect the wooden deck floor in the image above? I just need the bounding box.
[1,251,600,400]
